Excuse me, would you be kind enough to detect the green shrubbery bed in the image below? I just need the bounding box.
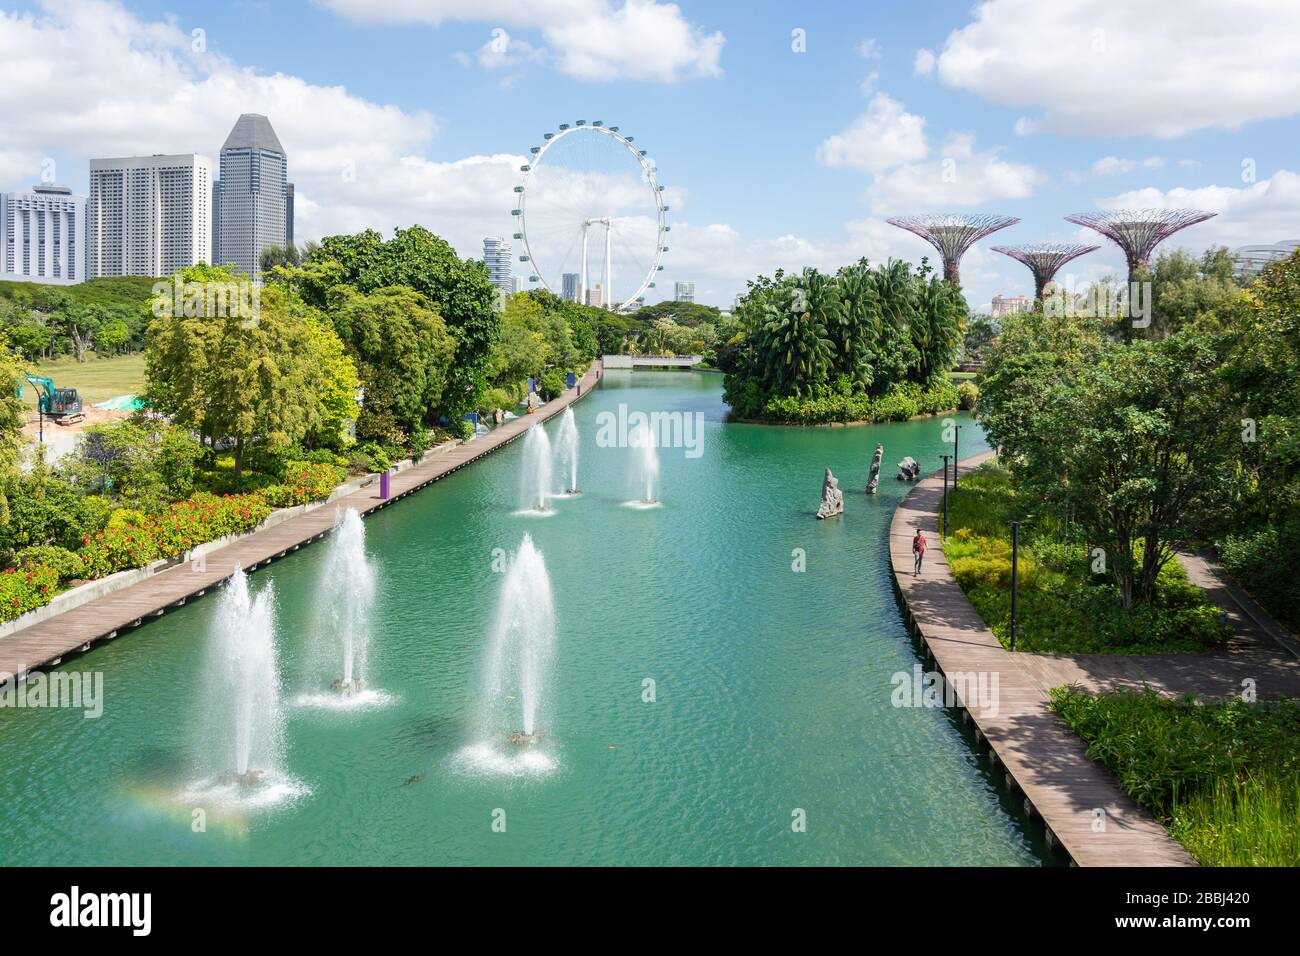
[731,379,959,425]
[942,462,1231,653]
[1050,686,1300,866]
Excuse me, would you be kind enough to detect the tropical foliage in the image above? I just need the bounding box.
[720,259,964,423]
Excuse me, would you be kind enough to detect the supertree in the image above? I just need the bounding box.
[1064,209,1217,282]
[990,243,1100,301]
[886,214,1019,286]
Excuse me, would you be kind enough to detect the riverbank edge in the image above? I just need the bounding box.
[887,451,1196,867]
[730,406,962,428]
[0,364,603,678]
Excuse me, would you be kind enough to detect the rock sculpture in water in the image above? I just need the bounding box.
[816,468,844,519]
[866,444,884,494]
[897,456,920,480]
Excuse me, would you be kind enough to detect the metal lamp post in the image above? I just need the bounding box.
[940,454,951,537]
[1009,520,1020,652]
[952,423,962,490]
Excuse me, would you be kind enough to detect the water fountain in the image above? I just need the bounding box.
[318,508,375,695]
[518,424,554,514]
[555,406,580,494]
[629,420,661,504]
[483,533,556,745]
[202,564,284,786]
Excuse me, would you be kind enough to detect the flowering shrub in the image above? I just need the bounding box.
[14,546,85,582]
[78,492,271,578]
[0,564,59,622]
[260,462,344,508]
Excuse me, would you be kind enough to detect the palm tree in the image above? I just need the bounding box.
[758,275,834,396]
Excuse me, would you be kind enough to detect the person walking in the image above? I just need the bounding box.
[912,530,927,576]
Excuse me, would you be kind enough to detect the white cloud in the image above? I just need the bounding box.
[913,48,935,76]
[1090,156,1167,176]
[856,37,881,59]
[321,0,724,83]
[863,132,1044,214]
[817,93,928,172]
[455,29,546,70]
[934,0,1300,137]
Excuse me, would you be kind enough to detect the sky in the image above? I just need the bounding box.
[2,0,1298,310]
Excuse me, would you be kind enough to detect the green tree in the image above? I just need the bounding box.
[303,226,498,415]
[979,319,1234,608]
[145,266,357,476]
[327,285,455,444]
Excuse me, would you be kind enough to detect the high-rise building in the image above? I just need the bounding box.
[214,114,288,279]
[483,237,512,294]
[284,182,295,247]
[88,153,213,277]
[990,294,1031,317]
[585,284,603,307]
[1,184,87,284]
[674,280,695,303]
[561,272,580,302]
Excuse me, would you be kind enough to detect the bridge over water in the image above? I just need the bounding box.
[602,354,703,369]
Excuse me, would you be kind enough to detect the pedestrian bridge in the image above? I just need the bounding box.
[602,354,703,369]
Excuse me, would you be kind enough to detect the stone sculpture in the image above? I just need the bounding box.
[816,468,844,518]
[866,443,884,494]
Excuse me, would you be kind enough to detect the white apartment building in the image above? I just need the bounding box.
[674,280,695,303]
[1,184,86,284]
[483,236,513,294]
[87,154,213,277]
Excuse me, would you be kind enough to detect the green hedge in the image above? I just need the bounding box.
[78,492,272,579]
[0,565,59,620]
[261,462,345,508]
[740,380,960,425]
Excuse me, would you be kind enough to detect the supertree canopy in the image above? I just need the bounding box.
[990,243,1099,301]
[1064,209,1217,278]
[886,214,1019,286]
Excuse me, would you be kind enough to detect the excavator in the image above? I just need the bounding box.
[20,373,85,425]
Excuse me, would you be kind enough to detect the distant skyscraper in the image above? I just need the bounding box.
[585,284,603,307]
[284,182,295,247]
[215,114,288,278]
[1,184,86,284]
[483,236,512,294]
[990,294,1032,317]
[562,272,580,302]
[88,153,213,277]
[674,280,695,303]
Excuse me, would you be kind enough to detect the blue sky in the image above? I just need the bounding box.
[3,0,1298,309]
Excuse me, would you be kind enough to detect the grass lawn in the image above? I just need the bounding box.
[1051,686,1300,866]
[940,460,1230,653]
[946,370,977,381]
[28,353,146,406]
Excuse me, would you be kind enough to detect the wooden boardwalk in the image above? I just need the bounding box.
[890,452,1196,866]
[0,364,604,679]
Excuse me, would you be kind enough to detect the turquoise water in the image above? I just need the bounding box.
[0,371,1050,865]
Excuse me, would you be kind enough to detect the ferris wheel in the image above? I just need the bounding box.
[512,121,669,312]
